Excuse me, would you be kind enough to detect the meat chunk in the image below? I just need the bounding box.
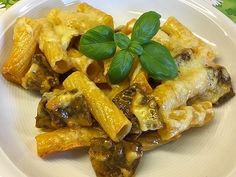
[89,138,143,177]
[21,54,59,94]
[36,89,92,129]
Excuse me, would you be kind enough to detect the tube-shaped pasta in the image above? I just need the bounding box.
[36,127,107,157]
[152,64,209,113]
[47,4,113,34]
[63,71,132,142]
[77,3,114,28]
[68,49,107,83]
[131,63,152,94]
[2,17,41,84]
[119,18,137,35]
[53,25,79,50]
[158,101,214,141]
[67,48,93,73]
[157,17,215,60]
[39,20,71,74]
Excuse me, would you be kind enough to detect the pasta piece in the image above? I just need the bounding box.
[68,49,108,84]
[130,63,152,94]
[47,4,113,34]
[63,71,132,142]
[67,48,93,73]
[2,17,41,84]
[106,80,129,100]
[152,60,209,113]
[156,17,215,60]
[158,101,214,141]
[103,58,112,76]
[89,138,143,177]
[86,61,107,84]
[53,25,79,50]
[39,19,71,74]
[120,18,137,35]
[77,3,114,28]
[36,127,107,157]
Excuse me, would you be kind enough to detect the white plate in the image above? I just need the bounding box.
[0,0,236,177]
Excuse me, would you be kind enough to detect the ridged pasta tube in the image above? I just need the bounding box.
[63,71,132,142]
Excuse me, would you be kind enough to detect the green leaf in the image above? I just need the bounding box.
[128,41,143,56]
[108,50,133,84]
[79,25,116,60]
[139,41,178,80]
[131,11,161,44]
[114,32,131,50]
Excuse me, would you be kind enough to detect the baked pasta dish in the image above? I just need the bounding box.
[1,3,235,177]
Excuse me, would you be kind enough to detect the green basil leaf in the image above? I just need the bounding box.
[108,50,133,84]
[131,11,161,44]
[139,41,178,80]
[114,32,131,50]
[79,25,116,60]
[128,41,143,56]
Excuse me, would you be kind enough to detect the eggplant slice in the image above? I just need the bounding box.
[113,84,163,134]
[21,54,60,94]
[36,89,92,129]
[89,138,143,177]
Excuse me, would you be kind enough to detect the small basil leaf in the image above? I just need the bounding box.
[139,41,178,80]
[108,50,133,84]
[128,41,143,56]
[79,25,116,60]
[131,11,161,45]
[114,32,131,50]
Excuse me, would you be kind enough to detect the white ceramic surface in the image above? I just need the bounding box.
[0,0,236,177]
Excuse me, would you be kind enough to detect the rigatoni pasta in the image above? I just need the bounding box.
[36,127,107,157]
[158,101,214,141]
[2,17,41,84]
[38,19,71,74]
[63,71,132,142]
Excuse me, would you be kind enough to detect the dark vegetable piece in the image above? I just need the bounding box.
[113,84,163,133]
[113,85,142,134]
[89,138,143,177]
[207,65,235,106]
[175,49,193,66]
[188,65,235,106]
[125,131,162,151]
[21,54,59,94]
[36,89,92,129]
[79,25,116,60]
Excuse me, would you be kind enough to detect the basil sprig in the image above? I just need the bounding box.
[79,11,178,84]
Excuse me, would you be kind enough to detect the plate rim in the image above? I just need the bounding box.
[0,0,236,177]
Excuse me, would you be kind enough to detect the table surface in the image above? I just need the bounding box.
[0,0,235,23]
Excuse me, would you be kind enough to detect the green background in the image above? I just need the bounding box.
[215,0,236,23]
